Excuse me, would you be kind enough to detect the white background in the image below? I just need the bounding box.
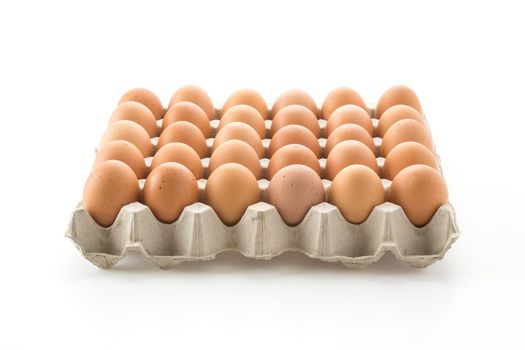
[1,0,524,349]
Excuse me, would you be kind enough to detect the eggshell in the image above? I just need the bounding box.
[321,87,367,120]
[94,140,147,179]
[82,160,139,227]
[169,85,215,120]
[150,142,204,179]
[212,122,264,158]
[157,121,208,158]
[118,88,164,120]
[328,164,385,224]
[109,101,157,137]
[325,124,376,156]
[325,140,379,180]
[383,141,438,180]
[376,85,422,118]
[389,164,448,227]
[144,162,199,223]
[381,119,433,157]
[267,164,324,226]
[221,89,268,119]
[325,105,373,136]
[271,105,320,137]
[267,144,321,180]
[204,163,260,226]
[162,101,211,138]
[219,105,266,139]
[209,140,262,179]
[269,124,321,158]
[376,105,425,137]
[99,120,152,157]
[271,89,318,117]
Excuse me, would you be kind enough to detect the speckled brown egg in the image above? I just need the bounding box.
[267,164,324,226]
[325,124,376,156]
[109,101,157,137]
[383,141,438,180]
[94,140,146,179]
[325,104,373,136]
[219,105,266,139]
[205,163,261,226]
[221,89,268,119]
[376,85,422,118]
[389,164,448,227]
[269,124,320,158]
[150,142,204,179]
[209,140,262,179]
[325,140,379,180]
[82,160,139,227]
[169,85,215,120]
[329,164,385,224]
[271,105,320,137]
[162,101,211,138]
[321,87,367,120]
[381,119,432,157]
[271,89,318,117]
[212,122,264,158]
[99,120,152,157]
[376,105,425,137]
[144,162,199,223]
[267,144,321,179]
[118,88,164,120]
[157,121,208,158]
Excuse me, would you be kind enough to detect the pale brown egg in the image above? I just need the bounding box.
[109,101,157,137]
[321,87,367,120]
[169,85,215,120]
[118,88,164,119]
[329,164,385,224]
[150,142,204,179]
[271,105,320,137]
[390,164,448,227]
[212,122,264,158]
[267,144,321,179]
[267,164,324,226]
[376,85,422,118]
[219,105,266,139]
[271,89,318,117]
[383,141,438,180]
[157,121,208,158]
[381,119,432,157]
[325,124,376,156]
[325,140,379,180]
[325,105,373,136]
[221,89,268,119]
[205,163,260,226]
[376,105,425,137]
[99,120,152,157]
[269,124,320,158]
[209,140,262,179]
[162,101,211,138]
[144,162,199,223]
[94,140,146,179]
[82,160,139,227]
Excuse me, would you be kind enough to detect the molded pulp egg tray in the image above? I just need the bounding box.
[66,105,460,270]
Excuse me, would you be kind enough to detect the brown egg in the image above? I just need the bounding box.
[150,142,204,179]
[109,101,157,137]
[219,105,267,139]
[144,162,199,223]
[267,164,324,226]
[118,88,164,119]
[82,160,139,227]
[376,85,422,118]
[162,101,211,138]
[271,105,320,137]
[325,104,373,136]
[157,121,208,158]
[99,120,152,157]
[321,87,367,120]
[221,89,268,119]
[269,125,320,158]
[212,122,264,158]
[94,140,146,179]
[205,163,260,226]
[390,165,448,227]
[209,140,262,179]
[376,105,425,137]
[271,89,318,117]
[381,119,432,157]
[169,85,215,120]
[326,140,379,180]
[267,144,321,180]
[383,141,438,180]
[329,164,385,224]
[325,124,376,156]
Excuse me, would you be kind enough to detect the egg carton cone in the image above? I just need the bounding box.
[66,104,460,269]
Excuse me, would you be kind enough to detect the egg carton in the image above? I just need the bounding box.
[66,105,460,269]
